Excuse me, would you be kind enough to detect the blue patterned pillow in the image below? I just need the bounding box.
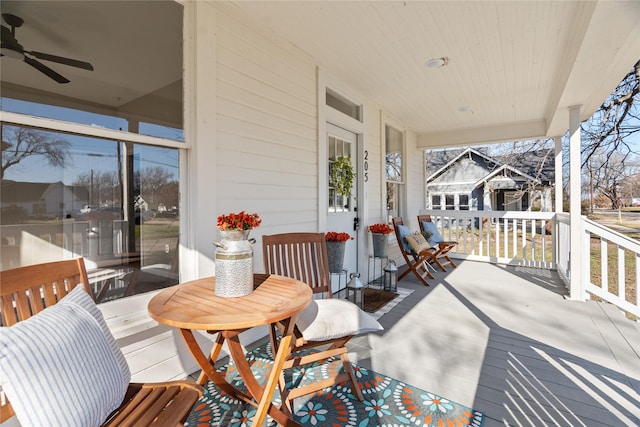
[0,285,130,427]
[421,221,444,245]
[396,224,413,252]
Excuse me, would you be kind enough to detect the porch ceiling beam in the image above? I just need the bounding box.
[416,119,547,149]
[545,1,640,137]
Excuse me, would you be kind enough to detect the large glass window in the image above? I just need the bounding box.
[385,124,404,222]
[1,1,183,303]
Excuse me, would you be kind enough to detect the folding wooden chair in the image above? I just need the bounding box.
[418,214,458,270]
[262,232,382,410]
[391,217,438,287]
[0,258,203,427]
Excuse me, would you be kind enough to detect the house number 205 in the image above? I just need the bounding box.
[363,150,369,182]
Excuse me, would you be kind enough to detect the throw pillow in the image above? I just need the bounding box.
[396,224,413,253]
[0,285,130,427]
[421,220,444,245]
[404,232,431,255]
[296,299,383,341]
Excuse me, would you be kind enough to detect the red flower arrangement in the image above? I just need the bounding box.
[368,223,394,235]
[217,211,262,230]
[325,231,353,242]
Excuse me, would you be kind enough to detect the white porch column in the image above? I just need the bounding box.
[569,105,584,300]
[184,1,218,282]
[554,136,563,213]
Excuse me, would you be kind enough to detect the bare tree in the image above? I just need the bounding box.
[1,126,70,179]
[74,170,120,206]
[578,60,640,209]
[588,152,635,208]
[582,60,640,169]
[136,166,173,207]
[158,181,179,209]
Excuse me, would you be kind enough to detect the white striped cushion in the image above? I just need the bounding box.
[0,285,130,427]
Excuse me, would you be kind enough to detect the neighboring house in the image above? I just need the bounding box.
[0,181,89,219]
[425,148,554,212]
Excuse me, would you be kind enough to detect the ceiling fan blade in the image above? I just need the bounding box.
[23,56,69,84]
[28,50,93,71]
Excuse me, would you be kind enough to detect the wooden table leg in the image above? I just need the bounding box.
[179,328,251,400]
[195,332,226,386]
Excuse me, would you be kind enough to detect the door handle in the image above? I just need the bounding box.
[353,217,360,231]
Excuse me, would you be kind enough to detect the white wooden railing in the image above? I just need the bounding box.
[581,217,640,318]
[419,210,639,318]
[420,210,556,268]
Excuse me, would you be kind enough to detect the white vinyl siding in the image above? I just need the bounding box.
[117,3,427,383]
[216,9,318,237]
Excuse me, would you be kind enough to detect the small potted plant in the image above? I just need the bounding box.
[213,211,262,297]
[325,231,353,273]
[368,223,393,258]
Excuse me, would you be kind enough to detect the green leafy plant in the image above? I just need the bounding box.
[331,156,355,199]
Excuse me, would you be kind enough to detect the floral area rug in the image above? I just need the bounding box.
[186,342,485,427]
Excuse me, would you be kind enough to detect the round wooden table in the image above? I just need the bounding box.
[148,274,312,427]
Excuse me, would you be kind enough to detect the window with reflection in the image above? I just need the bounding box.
[431,194,441,210]
[385,124,404,222]
[0,1,183,303]
[459,194,469,210]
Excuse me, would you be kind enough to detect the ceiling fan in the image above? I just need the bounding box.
[1,13,93,84]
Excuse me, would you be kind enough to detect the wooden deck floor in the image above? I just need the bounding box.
[348,260,640,427]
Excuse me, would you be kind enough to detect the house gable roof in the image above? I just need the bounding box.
[426,147,552,193]
[426,148,500,182]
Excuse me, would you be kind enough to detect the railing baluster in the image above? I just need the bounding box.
[511,218,518,259]
[601,238,608,291]
[532,219,537,266]
[617,245,625,300]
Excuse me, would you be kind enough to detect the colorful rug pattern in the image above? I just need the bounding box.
[186,343,485,426]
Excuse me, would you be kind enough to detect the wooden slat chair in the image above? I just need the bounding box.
[262,232,383,411]
[391,217,439,287]
[0,258,203,427]
[417,214,458,271]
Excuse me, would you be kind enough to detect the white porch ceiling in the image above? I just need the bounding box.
[1,1,638,149]
[223,0,640,148]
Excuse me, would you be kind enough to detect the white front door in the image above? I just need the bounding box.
[326,123,359,294]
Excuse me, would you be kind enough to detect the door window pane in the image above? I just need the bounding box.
[328,136,353,212]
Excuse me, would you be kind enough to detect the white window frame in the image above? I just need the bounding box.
[382,116,406,224]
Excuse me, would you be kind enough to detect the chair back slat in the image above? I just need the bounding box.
[391,217,407,254]
[0,258,91,326]
[262,232,332,296]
